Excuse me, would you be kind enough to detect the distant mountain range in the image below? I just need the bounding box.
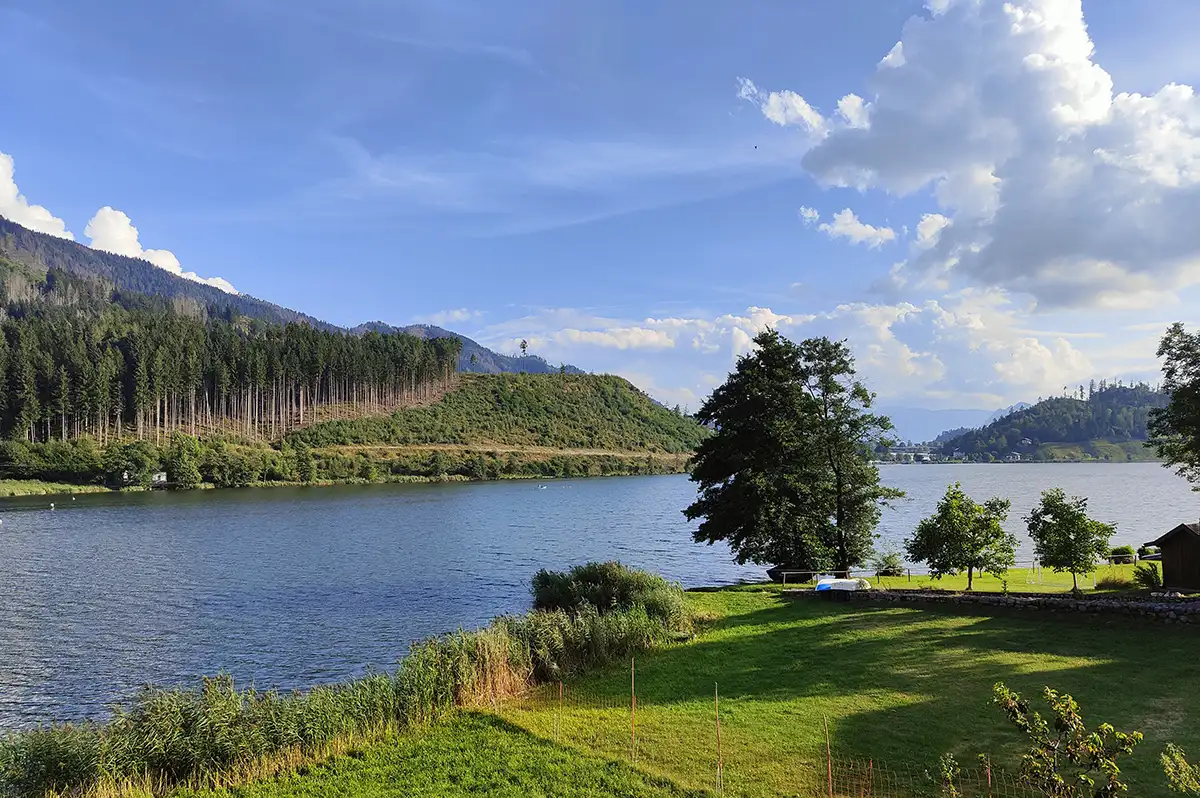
[0,216,583,377]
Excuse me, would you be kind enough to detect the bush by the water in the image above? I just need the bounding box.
[0,564,688,796]
[872,549,905,577]
[531,561,692,634]
[1110,544,1136,563]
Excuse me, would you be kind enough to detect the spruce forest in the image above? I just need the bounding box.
[0,258,461,446]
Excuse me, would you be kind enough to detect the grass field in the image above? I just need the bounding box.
[497,588,1200,797]
[846,563,1143,592]
[179,713,700,798]
[0,479,111,497]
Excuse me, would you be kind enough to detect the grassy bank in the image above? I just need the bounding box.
[0,479,114,497]
[178,713,698,798]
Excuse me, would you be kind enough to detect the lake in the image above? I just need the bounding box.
[1,464,1197,729]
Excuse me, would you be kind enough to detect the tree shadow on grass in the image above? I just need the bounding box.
[540,597,1200,797]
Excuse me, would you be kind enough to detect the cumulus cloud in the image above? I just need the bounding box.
[742,0,1200,309]
[85,207,237,294]
[0,152,73,239]
[817,208,897,248]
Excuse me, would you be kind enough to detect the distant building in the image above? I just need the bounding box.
[1146,523,1200,592]
[151,471,168,486]
[1004,453,1021,462]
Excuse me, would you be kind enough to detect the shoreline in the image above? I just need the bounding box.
[0,463,691,499]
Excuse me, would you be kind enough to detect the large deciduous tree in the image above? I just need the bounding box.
[905,482,1015,590]
[1025,488,1114,591]
[685,330,901,574]
[1150,322,1200,487]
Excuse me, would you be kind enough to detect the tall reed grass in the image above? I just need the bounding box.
[0,563,687,797]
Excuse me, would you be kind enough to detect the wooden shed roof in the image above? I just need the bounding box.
[1148,522,1200,547]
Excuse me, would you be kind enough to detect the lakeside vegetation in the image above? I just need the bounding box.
[68,585,1200,798]
[0,564,692,797]
[0,373,706,492]
[0,479,111,497]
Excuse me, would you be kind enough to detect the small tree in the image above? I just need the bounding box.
[992,682,1141,798]
[1025,488,1114,591]
[295,445,316,483]
[519,339,529,358]
[905,483,1015,590]
[165,433,202,490]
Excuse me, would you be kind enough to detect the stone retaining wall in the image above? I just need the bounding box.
[787,588,1200,624]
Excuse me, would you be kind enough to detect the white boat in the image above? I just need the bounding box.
[815,577,870,592]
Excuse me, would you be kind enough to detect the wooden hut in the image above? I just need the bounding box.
[1146,523,1200,592]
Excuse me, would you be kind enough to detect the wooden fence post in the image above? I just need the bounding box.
[631,657,637,763]
[715,682,724,793]
[824,715,833,798]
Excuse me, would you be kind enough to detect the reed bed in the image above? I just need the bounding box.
[0,563,688,798]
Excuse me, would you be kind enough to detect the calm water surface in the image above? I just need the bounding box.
[1,465,1197,728]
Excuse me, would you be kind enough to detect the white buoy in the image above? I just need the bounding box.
[49,503,55,510]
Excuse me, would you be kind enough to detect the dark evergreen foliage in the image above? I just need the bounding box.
[0,257,459,446]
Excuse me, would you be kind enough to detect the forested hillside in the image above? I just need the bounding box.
[288,373,708,453]
[1,217,583,376]
[939,383,1168,461]
[0,256,459,444]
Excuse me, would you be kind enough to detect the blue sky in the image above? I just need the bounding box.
[3,0,1200,417]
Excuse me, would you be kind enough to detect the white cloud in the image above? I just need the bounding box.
[742,0,1200,309]
[85,207,237,294]
[470,290,1123,410]
[914,213,952,249]
[836,94,872,129]
[0,152,73,239]
[817,208,897,248]
[416,308,483,327]
[736,77,827,136]
[797,206,820,225]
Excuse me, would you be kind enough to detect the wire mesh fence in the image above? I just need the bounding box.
[489,668,1041,798]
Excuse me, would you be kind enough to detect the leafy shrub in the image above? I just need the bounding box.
[1133,562,1163,590]
[1110,545,1136,563]
[872,548,905,577]
[991,682,1142,797]
[531,561,691,633]
[1137,545,1159,559]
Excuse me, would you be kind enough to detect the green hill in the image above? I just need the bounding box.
[939,384,1168,461]
[288,373,708,454]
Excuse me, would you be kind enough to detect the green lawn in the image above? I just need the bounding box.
[178,713,701,798]
[857,563,1142,592]
[498,589,1200,797]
